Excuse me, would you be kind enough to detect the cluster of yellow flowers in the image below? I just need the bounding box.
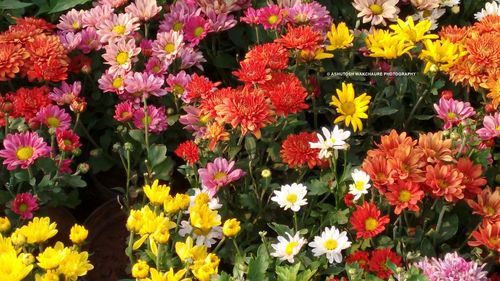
[0,216,93,281]
[128,180,241,281]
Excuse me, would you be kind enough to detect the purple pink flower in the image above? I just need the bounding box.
[257,5,285,30]
[124,0,162,22]
[96,12,140,43]
[433,97,475,129]
[78,27,102,54]
[145,57,168,76]
[49,81,82,106]
[124,71,165,98]
[158,1,199,32]
[287,2,332,33]
[151,30,184,64]
[98,69,131,94]
[198,157,245,196]
[35,105,72,130]
[57,8,84,33]
[166,71,192,97]
[0,132,51,170]
[179,106,206,138]
[476,112,500,140]
[81,5,115,29]
[416,252,489,281]
[183,16,210,45]
[11,193,39,220]
[132,105,168,133]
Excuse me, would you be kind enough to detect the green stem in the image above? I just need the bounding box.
[404,89,428,129]
[232,239,241,257]
[213,237,226,253]
[4,113,9,136]
[72,113,80,131]
[435,205,447,234]
[293,212,299,232]
[125,150,131,208]
[255,26,260,44]
[126,232,135,264]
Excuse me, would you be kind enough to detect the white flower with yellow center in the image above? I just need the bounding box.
[348,169,371,201]
[271,232,306,263]
[271,183,308,212]
[309,126,351,159]
[309,226,351,264]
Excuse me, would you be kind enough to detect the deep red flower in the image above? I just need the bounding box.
[232,59,271,85]
[456,158,487,199]
[245,43,289,70]
[175,140,200,165]
[346,251,370,271]
[343,193,355,207]
[368,248,402,279]
[261,72,309,117]
[280,132,327,169]
[69,54,92,74]
[350,202,390,239]
[275,25,322,51]
[441,90,453,100]
[9,86,52,121]
[56,129,81,152]
[184,74,220,103]
[11,192,39,220]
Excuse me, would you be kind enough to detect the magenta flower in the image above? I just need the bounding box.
[49,81,82,106]
[57,8,84,33]
[58,31,82,51]
[206,11,237,32]
[145,57,168,76]
[416,252,488,281]
[81,5,115,29]
[96,13,140,43]
[11,193,39,220]
[158,1,199,33]
[166,71,192,97]
[433,97,475,129]
[114,101,135,122]
[124,71,165,98]
[140,39,153,57]
[124,0,162,21]
[198,157,246,196]
[477,112,500,140]
[178,46,206,70]
[241,7,260,25]
[287,2,332,33]
[133,105,168,133]
[183,16,210,45]
[0,132,51,170]
[78,27,102,54]
[35,105,72,130]
[257,5,285,30]
[179,105,206,138]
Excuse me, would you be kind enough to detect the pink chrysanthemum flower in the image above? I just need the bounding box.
[58,31,82,51]
[114,101,135,122]
[183,16,210,45]
[102,38,141,73]
[158,1,199,32]
[352,0,400,26]
[124,71,166,98]
[287,2,332,33]
[241,7,260,25]
[98,68,131,94]
[257,5,285,30]
[0,132,51,170]
[57,8,84,33]
[434,97,475,129]
[179,105,206,138]
[140,39,153,57]
[49,81,82,106]
[56,156,73,174]
[206,11,238,32]
[477,112,500,140]
[145,57,168,76]
[35,105,72,130]
[198,157,246,196]
[416,252,488,281]
[178,46,206,70]
[78,27,102,54]
[125,0,162,21]
[97,0,128,8]
[82,5,115,29]
[96,13,140,43]
[151,30,184,64]
[133,105,168,133]
[166,71,192,98]
[11,193,39,220]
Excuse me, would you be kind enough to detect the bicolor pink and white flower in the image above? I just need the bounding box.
[96,13,140,43]
[102,38,141,73]
[166,71,192,97]
[124,0,162,21]
[434,97,475,129]
[98,68,132,94]
[57,8,84,33]
[49,81,82,105]
[198,157,246,196]
[132,105,168,133]
[352,0,400,26]
[0,132,51,170]
[124,71,166,98]
[477,112,500,140]
[151,31,184,63]
[81,4,115,29]
[35,105,72,130]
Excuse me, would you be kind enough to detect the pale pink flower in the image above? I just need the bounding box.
[82,5,115,29]
[151,31,184,63]
[125,0,162,21]
[178,46,206,70]
[49,81,82,105]
[124,71,166,98]
[58,31,82,51]
[241,7,260,25]
[206,11,237,32]
[353,0,400,26]
[114,101,135,122]
[198,157,245,196]
[411,0,440,10]
[183,16,210,45]
[97,0,128,8]
[96,13,140,43]
[145,57,169,76]
[166,71,192,97]
[102,38,141,73]
[57,9,84,33]
[477,113,500,140]
[158,1,200,32]
[98,68,132,94]
[35,105,72,130]
[179,106,206,138]
[287,2,332,33]
[0,132,50,170]
[434,97,475,129]
[257,5,286,30]
[132,105,168,133]
[78,27,102,53]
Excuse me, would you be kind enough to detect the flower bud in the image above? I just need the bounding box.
[90,148,102,157]
[0,217,10,232]
[77,163,90,174]
[17,123,28,133]
[112,143,121,153]
[261,169,271,178]
[123,142,134,152]
[451,5,460,14]
[223,218,241,237]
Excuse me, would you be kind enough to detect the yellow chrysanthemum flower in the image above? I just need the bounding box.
[189,203,221,235]
[330,82,372,132]
[69,224,88,245]
[192,263,217,281]
[147,267,188,281]
[0,217,11,232]
[132,260,149,278]
[131,206,169,250]
[37,242,68,270]
[56,249,93,280]
[10,231,26,247]
[419,39,467,73]
[326,22,353,51]
[389,17,438,43]
[152,218,176,244]
[222,219,241,237]
[0,234,15,253]
[35,271,60,281]
[164,193,190,214]
[18,217,58,244]
[0,250,34,281]
[175,236,194,262]
[143,179,172,205]
[365,29,414,59]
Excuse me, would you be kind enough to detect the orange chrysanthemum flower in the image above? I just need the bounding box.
[280,132,327,169]
[448,57,488,90]
[23,34,69,82]
[438,25,471,44]
[14,17,55,32]
[367,130,416,158]
[388,144,426,183]
[361,155,395,194]
[456,158,487,199]
[214,87,274,138]
[416,132,454,164]
[200,87,237,119]
[9,86,51,120]
[184,74,220,102]
[0,24,43,44]
[467,187,500,224]
[232,59,271,84]
[425,163,465,202]
[245,43,289,70]
[466,33,500,68]
[385,181,425,215]
[468,221,500,252]
[204,122,229,150]
[482,73,500,109]
[350,202,390,239]
[0,43,29,81]
[275,25,322,51]
[261,72,309,117]
[474,15,500,35]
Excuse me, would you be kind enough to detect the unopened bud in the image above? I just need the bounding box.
[261,169,271,178]
[112,143,121,153]
[77,163,90,174]
[123,142,134,152]
[451,5,460,14]
[90,148,102,157]
[72,148,82,156]
[48,127,57,135]
[17,124,28,133]
[167,108,175,115]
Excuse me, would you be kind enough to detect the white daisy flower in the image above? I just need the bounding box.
[309,126,351,159]
[474,1,500,21]
[271,232,307,263]
[271,183,308,212]
[348,169,371,201]
[309,226,352,264]
[413,8,446,30]
[188,188,222,211]
[178,220,223,247]
[440,0,460,7]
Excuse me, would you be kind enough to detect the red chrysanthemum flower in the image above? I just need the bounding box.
[214,87,274,139]
[280,132,327,169]
[23,33,69,82]
[0,23,43,44]
[350,202,390,239]
[346,251,370,271]
[468,221,500,252]
[367,130,416,158]
[261,72,309,117]
[245,43,289,70]
[14,17,55,32]
[200,87,236,118]
[9,86,52,120]
[275,25,322,51]
[368,248,402,279]
[232,59,271,85]
[343,193,355,207]
[425,163,465,202]
[114,101,134,123]
[56,129,81,152]
[361,155,395,194]
[385,181,425,215]
[0,96,13,127]
[387,145,426,183]
[11,192,39,220]
[184,74,220,103]
[0,43,29,81]
[175,140,200,165]
[204,122,230,150]
[456,158,488,199]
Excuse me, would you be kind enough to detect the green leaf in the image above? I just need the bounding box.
[36,158,58,174]
[414,114,435,120]
[129,129,145,143]
[153,157,175,181]
[61,174,87,188]
[434,214,458,243]
[49,0,91,13]
[247,245,270,281]
[148,144,167,168]
[373,107,398,116]
[213,53,237,69]
[307,179,329,196]
[297,265,318,281]
[167,114,180,126]
[0,0,33,9]
[276,263,300,281]
[0,190,12,205]
[268,223,293,237]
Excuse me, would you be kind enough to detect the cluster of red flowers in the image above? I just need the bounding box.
[362,130,487,214]
[175,140,200,166]
[0,17,69,82]
[346,248,402,279]
[280,132,328,169]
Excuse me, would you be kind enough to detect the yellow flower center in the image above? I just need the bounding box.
[72,21,80,30]
[112,24,126,35]
[446,112,457,119]
[369,4,384,15]
[46,116,60,128]
[142,115,152,126]
[112,77,124,88]
[323,239,338,250]
[173,22,183,32]
[173,85,185,95]
[285,241,299,255]
[116,52,129,65]
[398,190,411,202]
[152,65,161,73]
[495,126,500,131]
[268,15,279,25]
[18,203,28,212]
[423,10,432,18]
[164,43,176,54]
[364,217,379,231]
[16,146,34,161]
[287,193,298,203]
[484,206,495,216]
[341,101,356,115]
[213,171,227,180]
[355,181,365,191]
[194,27,204,37]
